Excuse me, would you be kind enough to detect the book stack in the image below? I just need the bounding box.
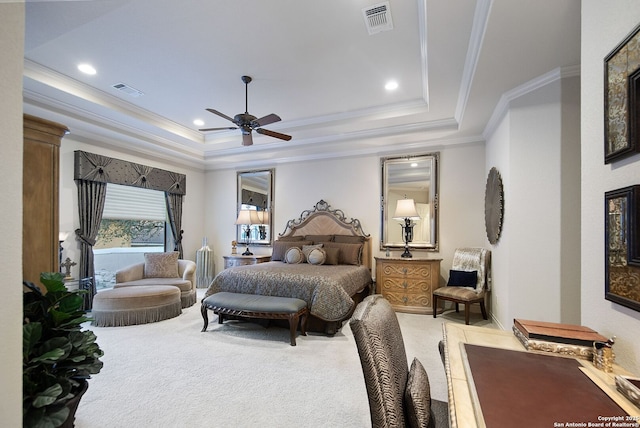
[513,319,609,360]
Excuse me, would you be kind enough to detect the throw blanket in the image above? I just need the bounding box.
[204,262,372,321]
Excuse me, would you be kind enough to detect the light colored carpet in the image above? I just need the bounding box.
[74,291,493,427]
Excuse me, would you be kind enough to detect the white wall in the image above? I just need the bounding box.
[485,74,581,329]
[582,0,640,374]
[204,144,487,285]
[58,138,206,278]
[0,3,24,426]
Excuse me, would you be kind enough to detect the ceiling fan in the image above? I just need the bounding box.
[199,75,292,146]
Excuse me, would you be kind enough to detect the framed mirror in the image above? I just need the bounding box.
[237,169,274,246]
[381,153,439,252]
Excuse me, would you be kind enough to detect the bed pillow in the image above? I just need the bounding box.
[322,242,363,265]
[271,240,312,261]
[447,270,477,287]
[307,248,326,265]
[404,357,433,428]
[276,235,305,242]
[284,247,305,264]
[333,235,365,244]
[144,252,179,278]
[304,235,333,244]
[302,244,323,260]
[323,247,340,265]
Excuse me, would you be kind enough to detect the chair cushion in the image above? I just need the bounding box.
[433,286,484,301]
[405,357,433,428]
[447,269,477,287]
[144,252,179,278]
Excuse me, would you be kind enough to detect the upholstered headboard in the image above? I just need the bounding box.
[278,200,372,270]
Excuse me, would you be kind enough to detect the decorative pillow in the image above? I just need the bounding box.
[405,357,432,428]
[284,247,305,264]
[304,235,333,244]
[144,252,179,278]
[323,242,363,265]
[302,244,323,259]
[323,247,340,265]
[333,235,365,244]
[271,240,312,261]
[447,270,477,287]
[307,248,326,265]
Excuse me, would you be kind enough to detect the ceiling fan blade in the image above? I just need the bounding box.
[205,108,235,123]
[242,132,253,146]
[199,127,237,132]
[252,113,281,128]
[255,128,292,141]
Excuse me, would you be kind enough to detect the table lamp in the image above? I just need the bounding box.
[393,198,420,258]
[235,209,260,255]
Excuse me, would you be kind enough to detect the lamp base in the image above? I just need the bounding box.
[400,246,413,258]
[242,247,253,256]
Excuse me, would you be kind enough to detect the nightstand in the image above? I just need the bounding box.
[223,254,271,269]
[375,256,442,314]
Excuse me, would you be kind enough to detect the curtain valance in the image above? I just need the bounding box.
[74,150,186,195]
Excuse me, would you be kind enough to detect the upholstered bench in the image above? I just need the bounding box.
[201,292,308,346]
[92,285,182,327]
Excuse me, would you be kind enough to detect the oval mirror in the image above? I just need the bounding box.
[381,153,439,251]
[237,169,274,246]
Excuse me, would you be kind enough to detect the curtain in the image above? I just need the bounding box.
[75,180,107,310]
[165,192,184,258]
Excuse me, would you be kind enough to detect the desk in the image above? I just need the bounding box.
[443,323,640,428]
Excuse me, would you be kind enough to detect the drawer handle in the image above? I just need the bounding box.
[402,268,408,274]
[403,296,408,304]
[402,281,408,289]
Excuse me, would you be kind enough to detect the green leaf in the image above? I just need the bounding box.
[23,322,42,357]
[32,384,63,408]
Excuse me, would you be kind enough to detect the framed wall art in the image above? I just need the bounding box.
[604,22,640,164]
[605,186,640,312]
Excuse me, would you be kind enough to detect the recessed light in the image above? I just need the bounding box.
[193,119,204,127]
[385,80,398,91]
[78,63,97,75]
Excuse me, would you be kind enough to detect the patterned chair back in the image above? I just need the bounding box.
[452,247,491,292]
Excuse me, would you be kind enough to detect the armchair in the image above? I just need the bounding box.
[432,247,490,325]
[350,294,449,427]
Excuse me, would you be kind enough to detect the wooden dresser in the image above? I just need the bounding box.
[375,257,442,314]
[223,254,271,269]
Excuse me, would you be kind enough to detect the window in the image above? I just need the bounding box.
[94,184,167,289]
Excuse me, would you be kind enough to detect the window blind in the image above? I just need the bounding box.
[102,183,166,221]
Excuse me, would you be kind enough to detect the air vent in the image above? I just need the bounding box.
[362,2,393,35]
[112,82,144,97]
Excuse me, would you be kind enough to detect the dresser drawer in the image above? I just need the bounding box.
[375,257,442,314]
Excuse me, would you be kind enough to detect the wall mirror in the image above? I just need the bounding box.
[237,169,274,246]
[381,153,439,252]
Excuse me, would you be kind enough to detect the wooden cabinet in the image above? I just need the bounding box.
[375,257,442,314]
[223,254,271,269]
[22,114,68,287]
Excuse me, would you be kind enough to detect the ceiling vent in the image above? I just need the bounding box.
[112,82,144,97]
[362,2,393,35]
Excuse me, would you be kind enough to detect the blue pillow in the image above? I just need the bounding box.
[447,270,477,287]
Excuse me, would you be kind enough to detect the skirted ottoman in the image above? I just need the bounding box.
[92,285,182,327]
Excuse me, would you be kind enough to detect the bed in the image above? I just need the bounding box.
[204,200,373,334]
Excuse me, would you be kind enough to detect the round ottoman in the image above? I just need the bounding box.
[92,285,182,327]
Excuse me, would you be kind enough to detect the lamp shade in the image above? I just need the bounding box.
[257,210,269,225]
[235,209,260,225]
[393,198,420,220]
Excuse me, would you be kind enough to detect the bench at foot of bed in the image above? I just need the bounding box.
[201,292,308,346]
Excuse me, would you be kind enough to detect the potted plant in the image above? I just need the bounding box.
[23,272,104,428]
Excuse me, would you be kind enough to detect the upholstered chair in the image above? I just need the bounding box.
[350,294,449,428]
[432,247,491,325]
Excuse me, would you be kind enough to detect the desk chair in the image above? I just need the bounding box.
[433,248,491,325]
[350,295,449,428]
